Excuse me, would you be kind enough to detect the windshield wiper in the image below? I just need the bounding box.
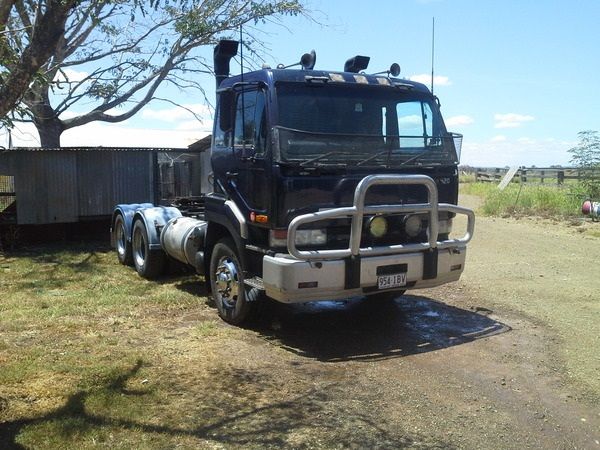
[399,149,437,166]
[299,151,347,167]
[356,150,389,166]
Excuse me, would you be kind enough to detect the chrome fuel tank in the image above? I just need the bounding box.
[160,216,207,271]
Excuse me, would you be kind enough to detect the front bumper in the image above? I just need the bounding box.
[263,245,467,303]
[262,174,474,304]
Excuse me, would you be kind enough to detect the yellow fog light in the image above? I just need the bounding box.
[368,215,388,238]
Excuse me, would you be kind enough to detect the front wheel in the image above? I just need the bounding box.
[132,219,165,279]
[209,238,255,325]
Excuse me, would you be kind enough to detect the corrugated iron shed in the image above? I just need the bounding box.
[0,146,205,225]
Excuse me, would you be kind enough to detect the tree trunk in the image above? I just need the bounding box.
[0,1,75,119]
[34,116,64,148]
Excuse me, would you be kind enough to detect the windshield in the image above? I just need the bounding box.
[274,82,461,167]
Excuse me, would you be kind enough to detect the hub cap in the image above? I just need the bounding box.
[116,222,126,257]
[215,258,239,309]
[132,228,146,268]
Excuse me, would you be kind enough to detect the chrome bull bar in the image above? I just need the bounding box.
[286,174,475,261]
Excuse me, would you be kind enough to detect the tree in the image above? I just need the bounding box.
[0,0,78,124]
[569,130,600,198]
[2,0,305,147]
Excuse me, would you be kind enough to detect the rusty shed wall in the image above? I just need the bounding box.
[77,151,154,217]
[14,151,79,224]
[4,148,186,225]
[111,152,154,206]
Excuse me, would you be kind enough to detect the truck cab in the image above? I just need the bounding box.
[204,41,474,322]
[112,40,474,325]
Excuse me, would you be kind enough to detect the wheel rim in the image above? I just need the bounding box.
[132,226,146,268]
[214,256,240,309]
[116,221,127,258]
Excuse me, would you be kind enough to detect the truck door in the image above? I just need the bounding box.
[230,88,269,214]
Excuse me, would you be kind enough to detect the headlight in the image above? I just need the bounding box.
[368,215,388,238]
[269,229,327,247]
[438,218,453,234]
[404,214,453,237]
[404,214,424,237]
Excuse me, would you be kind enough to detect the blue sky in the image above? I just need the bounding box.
[4,0,600,167]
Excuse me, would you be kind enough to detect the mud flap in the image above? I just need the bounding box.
[423,248,438,280]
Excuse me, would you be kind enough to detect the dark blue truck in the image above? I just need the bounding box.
[111,40,475,325]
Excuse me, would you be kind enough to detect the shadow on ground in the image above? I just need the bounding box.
[0,360,454,449]
[254,294,510,362]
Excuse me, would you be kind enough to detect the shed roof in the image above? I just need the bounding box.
[1,146,198,152]
[187,135,212,152]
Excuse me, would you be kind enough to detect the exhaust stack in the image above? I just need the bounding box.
[214,40,239,89]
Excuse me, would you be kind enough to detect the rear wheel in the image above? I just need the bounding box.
[132,219,165,279]
[210,238,255,325]
[114,214,132,266]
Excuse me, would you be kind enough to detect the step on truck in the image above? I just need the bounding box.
[111,40,475,325]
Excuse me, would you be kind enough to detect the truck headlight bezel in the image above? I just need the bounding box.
[269,229,327,248]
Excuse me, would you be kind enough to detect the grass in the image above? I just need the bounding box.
[4,245,389,449]
[461,182,585,218]
[0,244,232,448]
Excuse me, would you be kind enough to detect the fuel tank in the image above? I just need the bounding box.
[160,216,207,272]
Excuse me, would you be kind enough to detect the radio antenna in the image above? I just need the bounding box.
[239,24,246,155]
[431,17,435,95]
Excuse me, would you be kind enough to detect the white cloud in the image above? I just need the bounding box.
[142,103,212,123]
[398,114,422,128]
[53,68,89,84]
[6,121,209,149]
[494,113,535,129]
[445,115,474,127]
[460,137,574,167]
[61,122,208,148]
[409,74,451,86]
[517,137,536,145]
[176,120,213,132]
[58,110,79,120]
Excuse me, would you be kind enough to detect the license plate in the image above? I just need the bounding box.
[377,273,407,290]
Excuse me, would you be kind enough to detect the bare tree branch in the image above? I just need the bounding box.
[2,0,309,145]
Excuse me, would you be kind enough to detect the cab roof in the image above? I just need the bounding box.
[219,68,432,94]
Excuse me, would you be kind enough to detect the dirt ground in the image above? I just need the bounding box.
[1,195,599,449]
[189,193,600,449]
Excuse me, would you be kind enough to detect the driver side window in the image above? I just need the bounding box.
[233,90,267,156]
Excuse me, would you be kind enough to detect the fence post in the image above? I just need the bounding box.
[520,167,527,184]
[558,170,564,185]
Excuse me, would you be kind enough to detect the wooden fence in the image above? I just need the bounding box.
[466,167,600,186]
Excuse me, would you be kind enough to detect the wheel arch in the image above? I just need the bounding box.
[111,203,154,248]
[204,221,245,285]
[131,206,182,251]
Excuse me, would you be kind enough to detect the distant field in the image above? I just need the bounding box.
[460,181,585,218]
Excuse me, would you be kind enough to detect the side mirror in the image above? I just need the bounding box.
[218,90,234,132]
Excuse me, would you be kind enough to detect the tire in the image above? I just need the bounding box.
[209,237,255,325]
[132,219,166,279]
[114,214,133,266]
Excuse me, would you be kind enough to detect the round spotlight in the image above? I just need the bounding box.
[368,215,388,238]
[404,215,423,237]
